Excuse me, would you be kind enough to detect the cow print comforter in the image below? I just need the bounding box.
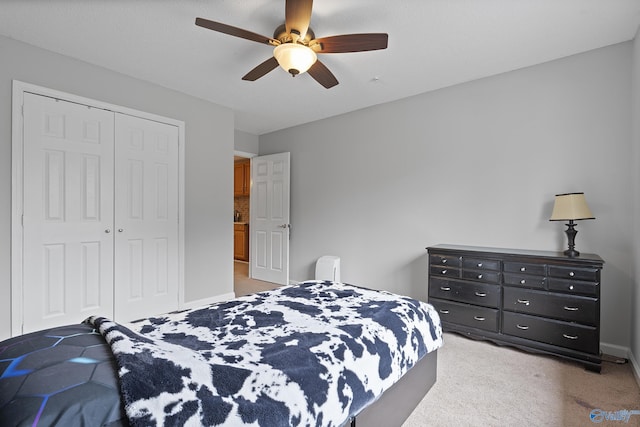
[88,281,443,427]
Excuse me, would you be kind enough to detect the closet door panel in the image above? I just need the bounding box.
[22,93,115,333]
[114,113,180,321]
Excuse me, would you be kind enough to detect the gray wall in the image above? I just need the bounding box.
[260,42,635,354]
[0,36,235,340]
[632,29,640,372]
[235,130,259,154]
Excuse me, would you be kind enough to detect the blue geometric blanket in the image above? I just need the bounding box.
[89,281,443,426]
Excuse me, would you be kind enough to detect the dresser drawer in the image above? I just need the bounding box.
[548,265,599,282]
[547,278,599,297]
[429,277,501,308]
[462,258,501,271]
[503,287,597,325]
[503,261,546,276]
[429,265,460,278]
[503,273,545,289]
[462,269,501,284]
[503,312,599,354]
[429,254,461,268]
[430,298,499,333]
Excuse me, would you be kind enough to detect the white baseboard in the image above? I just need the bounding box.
[629,351,640,389]
[181,292,235,310]
[601,342,629,359]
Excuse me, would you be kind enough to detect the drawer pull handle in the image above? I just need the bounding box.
[563,306,579,311]
[442,259,447,264]
[441,269,448,275]
[516,324,529,330]
[569,272,575,277]
[439,309,450,314]
[474,316,485,321]
[520,267,526,272]
[517,299,530,306]
[477,274,483,279]
[569,285,574,290]
[477,263,483,267]
[520,279,526,285]
[475,291,487,297]
[440,286,451,291]
[563,334,578,340]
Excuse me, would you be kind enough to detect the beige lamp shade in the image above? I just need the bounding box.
[273,43,317,76]
[549,192,595,221]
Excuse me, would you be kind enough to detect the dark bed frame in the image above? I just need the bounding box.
[351,349,438,426]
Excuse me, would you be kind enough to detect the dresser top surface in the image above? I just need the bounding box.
[427,244,604,264]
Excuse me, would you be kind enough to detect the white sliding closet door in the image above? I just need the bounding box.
[113,113,180,321]
[22,93,115,333]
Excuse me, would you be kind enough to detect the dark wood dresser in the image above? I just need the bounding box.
[427,244,604,372]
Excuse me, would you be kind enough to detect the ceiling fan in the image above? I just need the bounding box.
[195,0,388,89]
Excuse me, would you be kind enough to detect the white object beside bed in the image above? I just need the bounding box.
[315,256,341,282]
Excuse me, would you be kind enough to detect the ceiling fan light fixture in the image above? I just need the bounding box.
[273,43,317,76]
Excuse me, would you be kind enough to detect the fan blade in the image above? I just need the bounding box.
[242,57,280,81]
[285,0,313,39]
[195,17,278,45]
[312,33,388,53]
[307,60,338,89]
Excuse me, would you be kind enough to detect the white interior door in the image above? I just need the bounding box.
[114,113,180,321]
[22,93,115,333]
[250,152,290,285]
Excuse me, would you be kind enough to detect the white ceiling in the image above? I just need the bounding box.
[2,1,639,135]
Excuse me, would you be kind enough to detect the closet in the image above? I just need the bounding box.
[17,89,182,334]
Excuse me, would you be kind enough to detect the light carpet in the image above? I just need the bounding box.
[403,332,640,427]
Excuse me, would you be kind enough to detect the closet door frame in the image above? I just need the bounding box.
[11,80,186,337]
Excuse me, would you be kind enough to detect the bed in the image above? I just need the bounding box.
[1,281,443,426]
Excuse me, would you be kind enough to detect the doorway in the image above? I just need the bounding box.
[233,152,278,296]
[233,154,251,262]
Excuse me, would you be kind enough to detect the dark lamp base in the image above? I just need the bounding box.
[563,221,580,258]
[564,248,580,257]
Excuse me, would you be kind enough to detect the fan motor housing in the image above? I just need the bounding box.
[273,24,315,45]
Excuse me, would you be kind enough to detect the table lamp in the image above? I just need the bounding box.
[549,192,595,257]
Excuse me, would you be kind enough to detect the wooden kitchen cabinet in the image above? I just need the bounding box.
[234,223,249,261]
[234,160,250,196]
